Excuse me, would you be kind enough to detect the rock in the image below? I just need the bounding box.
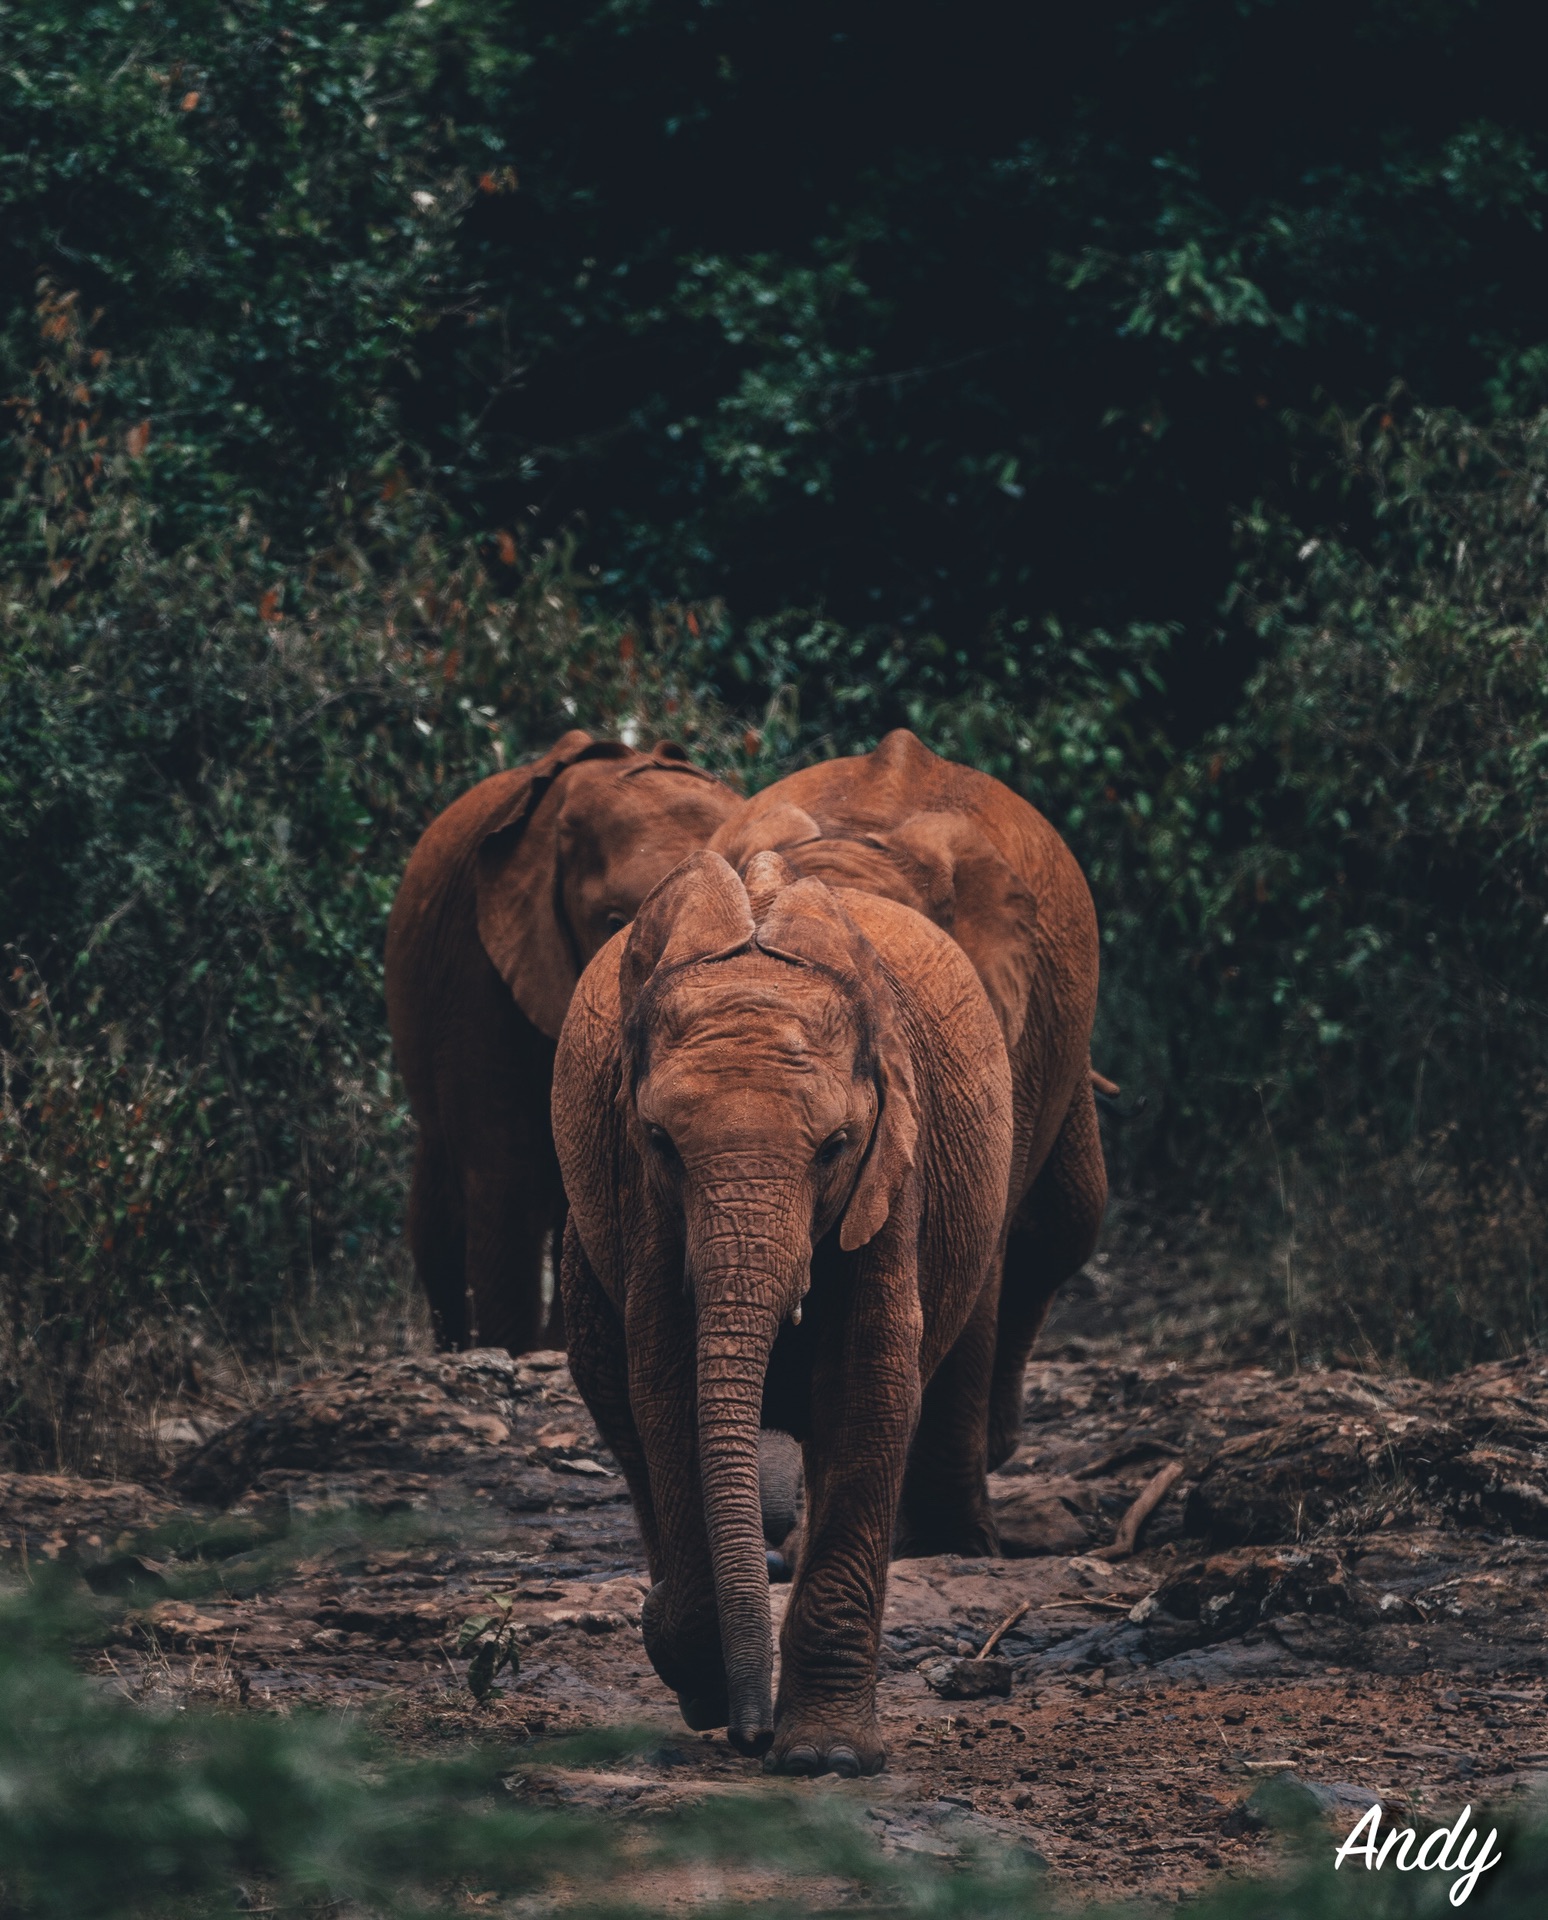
[170,1349,542,1506]
[988,1476,1096,1555]
[921,1657,1014,1699]
[1230,1771,1378,1834]
[0,1472,182,1569]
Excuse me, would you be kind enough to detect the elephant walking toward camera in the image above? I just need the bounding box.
[553,849,1015,1775]
[386,731,738,1354]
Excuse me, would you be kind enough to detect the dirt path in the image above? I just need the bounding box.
[5,1329,1548,1907]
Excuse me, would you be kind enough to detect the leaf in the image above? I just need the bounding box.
[181,91,200,112]
[466,1631,518,1702]
[455,1614,495,1651]
[125,421,151,458]
[258,587,281,623]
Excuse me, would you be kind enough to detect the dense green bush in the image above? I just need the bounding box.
[4,0,1546,665]
[0,290,737,1463]
[1090,399,1548,1367]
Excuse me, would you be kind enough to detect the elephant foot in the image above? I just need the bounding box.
[764,1710,885,1779]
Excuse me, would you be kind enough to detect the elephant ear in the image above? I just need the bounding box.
[745,855,919,1252]
[475,730,634,1039]
[837,948,919,1251]
[872,811,1039,1050]
[617,851,756,1091]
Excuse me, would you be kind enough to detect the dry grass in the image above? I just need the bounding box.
[3,1278,435,1481]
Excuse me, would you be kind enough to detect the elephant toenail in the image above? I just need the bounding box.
[781,1744,821,1775]
[827,1746,861,1778]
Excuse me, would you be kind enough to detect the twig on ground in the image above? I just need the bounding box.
[1091,1458,1186,1562]
[975,1600,1031,1659]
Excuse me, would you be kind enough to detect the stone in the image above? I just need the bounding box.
[921,1657,1014,1699]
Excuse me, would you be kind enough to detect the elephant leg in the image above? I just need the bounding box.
[987,1078,1107,1470]
[768,1256,920,1777]
[406,1131,468,1350]
[460,1142,554,1355]
[560,1218,660,1574]
[893,1269,1001,1559]
[619,1288,727,1730]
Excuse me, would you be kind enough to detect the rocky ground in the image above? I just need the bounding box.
[5,1258,1548,1909]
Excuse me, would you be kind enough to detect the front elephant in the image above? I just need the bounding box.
[386,732,738,1354]
[553,849,1013,1774]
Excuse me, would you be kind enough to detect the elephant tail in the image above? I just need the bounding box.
[1090,1064,1147,1122]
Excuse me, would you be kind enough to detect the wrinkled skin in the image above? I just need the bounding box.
[711,728,1107,1506]
[554,848,1015,1775]
[386,732,738,1353]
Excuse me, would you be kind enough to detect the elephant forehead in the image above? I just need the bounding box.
[651,964,858,1057]
[560,762,728,858]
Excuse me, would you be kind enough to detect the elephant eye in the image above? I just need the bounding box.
[603,910,628,934]
[816,1131,849,1166]
[644,1123,677,1161]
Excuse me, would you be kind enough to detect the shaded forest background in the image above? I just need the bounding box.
[6,0,1548,1462]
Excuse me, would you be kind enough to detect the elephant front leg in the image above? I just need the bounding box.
[768,1251,920,1777]
[560,1219,662,1575]
[571,1231,726,1724]
[622,1292,730,1732]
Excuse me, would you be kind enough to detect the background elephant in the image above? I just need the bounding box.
[710,727,1106,1485]
[553,849,1016,1776]
[386,731,739,1353]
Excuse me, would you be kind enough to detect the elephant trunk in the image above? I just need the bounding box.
[690,1203,802,1758]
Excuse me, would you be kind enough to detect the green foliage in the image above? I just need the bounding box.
[455,1595,522,1702]
[0,0,509,545]
[0,291,734,1463]
[4,0,1546,668]
[1089,397,1548,1366]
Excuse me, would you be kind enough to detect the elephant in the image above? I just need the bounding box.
[553,846,1016,1775]
[385,730,739,1354]
[709,727,1107,1480]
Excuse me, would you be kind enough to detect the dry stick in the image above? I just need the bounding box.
[1021,1597,1132,1615]
[1091,1457,1186,1563]
[1075,1437,1184,1481]
[974,1599,1031,1660]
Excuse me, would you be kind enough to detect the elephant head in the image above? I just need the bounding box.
[614,849,918,1753]
[476,731,740,1037]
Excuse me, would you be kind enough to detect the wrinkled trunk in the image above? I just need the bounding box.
[689,1196,802,1757]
